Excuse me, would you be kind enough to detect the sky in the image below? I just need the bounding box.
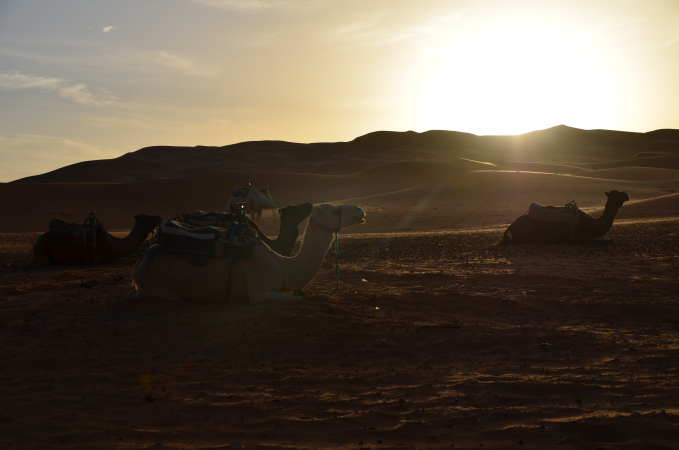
[1,0,679,182]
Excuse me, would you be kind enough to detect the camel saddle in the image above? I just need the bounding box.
[156,219,255,266]
[231,183,252,198]
[48,212,108,240]
[175,210,237,228]
[526,201,580,226]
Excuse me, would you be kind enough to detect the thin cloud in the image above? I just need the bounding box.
[0,71,118,106]
[102,26,119,33]
[153,51,220,76]
[326,11,465,51]
[189,0,332,13]
[191,0,270,12]
[57,83,118,105]
[0,71,62,90]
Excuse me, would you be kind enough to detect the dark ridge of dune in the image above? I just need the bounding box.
[580,154,679,171]
[634,141,679,154]
[11,126,679,184]
[350,129,479,148]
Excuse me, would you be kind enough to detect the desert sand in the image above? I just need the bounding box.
[1,125,678,449]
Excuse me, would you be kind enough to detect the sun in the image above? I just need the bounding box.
[408,24,617,135]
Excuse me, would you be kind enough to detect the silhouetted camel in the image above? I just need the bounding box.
[502,190,629,244]
[33,214,162,264]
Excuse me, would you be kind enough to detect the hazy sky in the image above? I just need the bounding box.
[1,0,679,181]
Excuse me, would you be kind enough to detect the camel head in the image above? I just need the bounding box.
[258,185,273,201]
[310,204,365,231]
[279,202,313,225]
[604,190,630,209]
[134,213,163,232]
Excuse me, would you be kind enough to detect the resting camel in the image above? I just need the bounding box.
[502,190,629,244]
[131,204,365,304]
[226,184,275,223]
[33,214,163,265]
[247,202,313,256]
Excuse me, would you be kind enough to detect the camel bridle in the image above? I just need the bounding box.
[309,207,342,233]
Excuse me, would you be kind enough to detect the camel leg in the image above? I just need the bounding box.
[250,291,304,303]
[255,210,262,223]
[132,249,184,301]
[32,236,52,265]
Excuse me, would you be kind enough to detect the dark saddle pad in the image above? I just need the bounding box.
[175,211,237,228]
[526,202,580,226]
[48,218,107,239]
[231,184,251,198]
[157,219,254,265]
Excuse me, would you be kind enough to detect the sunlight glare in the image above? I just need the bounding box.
[411,25,615,135]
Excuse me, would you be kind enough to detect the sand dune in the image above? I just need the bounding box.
[567,167,679,182]
[3,125,679,233]
[617,192,679,219]
[583,154,679,171]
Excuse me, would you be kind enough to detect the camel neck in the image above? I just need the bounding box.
[593,203,620,237]
[251,189,274,209]
[110,220,151,257]
[277,220,298,241]
[277,219,336,291]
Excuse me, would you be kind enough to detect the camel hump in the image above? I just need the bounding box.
[179,210,237,228]
[232,185,249,198]
[48,216,107,239]
[527,202,580,226]
[156,219,255,265]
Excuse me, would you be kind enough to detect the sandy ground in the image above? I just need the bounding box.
[1,218,678,449]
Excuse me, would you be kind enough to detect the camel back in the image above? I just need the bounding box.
[48,213,108,240]
[526,201,580,226]
[156,219,255,266]
[175,210,237,228]
[231,184,251,198]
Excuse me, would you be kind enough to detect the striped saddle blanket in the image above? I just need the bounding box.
[156,219,255,265]
[527,201,580,226]
[174,210,237,228]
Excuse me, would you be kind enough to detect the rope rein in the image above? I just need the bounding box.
[272,206,278,233]
[82,211,99,263]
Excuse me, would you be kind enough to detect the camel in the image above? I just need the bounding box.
[226,184,275,223]
[131,204,365,304]
[502,190,629,244]
[33,214,163,265]
[247,202,313,256]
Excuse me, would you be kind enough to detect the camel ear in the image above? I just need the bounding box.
[134,214,143,221]
[605,191,609,197]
